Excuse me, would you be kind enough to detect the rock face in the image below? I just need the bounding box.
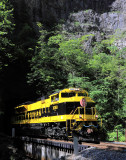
[11,0,126,48]
[12,0,126,27]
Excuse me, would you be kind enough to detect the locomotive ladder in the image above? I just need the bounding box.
[66,106,85,137]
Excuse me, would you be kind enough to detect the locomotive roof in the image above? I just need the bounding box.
[49,88,88,97]
[61,88,86,92]
[15,88,88,108]
[51,90,61,95]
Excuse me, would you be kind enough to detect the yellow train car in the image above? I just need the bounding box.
[12,88,101,142]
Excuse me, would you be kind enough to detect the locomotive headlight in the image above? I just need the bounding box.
[79,115,82,118]
[95,115,98,118]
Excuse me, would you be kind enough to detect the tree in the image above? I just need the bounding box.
[89,42,126,130]
[28,28,95,95]
[27,25,67,95]
[0,0,14,70]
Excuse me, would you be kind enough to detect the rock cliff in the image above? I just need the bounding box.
[11,0,126,48]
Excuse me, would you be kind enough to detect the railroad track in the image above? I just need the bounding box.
[81,141,126,152]
[47,139,126,152]
[21,137,126,152]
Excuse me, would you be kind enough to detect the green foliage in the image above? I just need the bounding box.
[68,75,92,91]
[0,0,14,69]
[89,40,126,130]
[84,9,90,13]
[27,27,67,95]
[107,131,125,142]
[74,21,80,27]
[107,125,125,142]
[48,34,65,45]
[27,28,94,95]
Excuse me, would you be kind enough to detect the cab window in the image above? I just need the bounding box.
[61,92,75,98]
[55,94,59,101]
[78,93,87,96]
[51,94,59,102]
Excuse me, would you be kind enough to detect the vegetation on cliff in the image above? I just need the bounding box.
[0,0,14,70]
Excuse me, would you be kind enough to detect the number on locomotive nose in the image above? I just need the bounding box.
[53,105,58,110]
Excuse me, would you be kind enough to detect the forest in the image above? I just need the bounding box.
[0,0,126,141]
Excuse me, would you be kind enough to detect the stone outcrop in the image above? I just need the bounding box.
[11,0,126,49]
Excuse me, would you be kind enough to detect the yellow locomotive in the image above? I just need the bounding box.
[12,88,101,142]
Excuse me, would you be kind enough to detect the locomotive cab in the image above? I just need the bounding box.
[57,88,96,116]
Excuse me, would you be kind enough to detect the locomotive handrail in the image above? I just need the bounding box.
[69,109,74,115]
[91,107,102,127]
[96,111,102,127]
[69,106,85,130]
[68,106,102,131]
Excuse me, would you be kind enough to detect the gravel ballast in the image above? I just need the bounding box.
[66,147,126,160]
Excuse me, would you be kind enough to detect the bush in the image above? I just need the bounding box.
[107,129,125,142]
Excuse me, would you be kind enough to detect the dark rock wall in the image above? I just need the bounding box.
[11,0,126,47]
[11,0,126,29]
[11,0,121,21]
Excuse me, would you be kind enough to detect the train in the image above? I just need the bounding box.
[12,88,102,142]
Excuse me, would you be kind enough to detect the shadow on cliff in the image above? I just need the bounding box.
[11,0,117,27]
[65,0,116,14]
[32,0,117,26]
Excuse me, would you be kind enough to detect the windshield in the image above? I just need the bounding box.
[61,92,75,98]
[78,93,87,97]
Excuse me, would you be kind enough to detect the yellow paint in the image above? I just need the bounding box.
[13,114,97,125]
[53,105,58,110]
